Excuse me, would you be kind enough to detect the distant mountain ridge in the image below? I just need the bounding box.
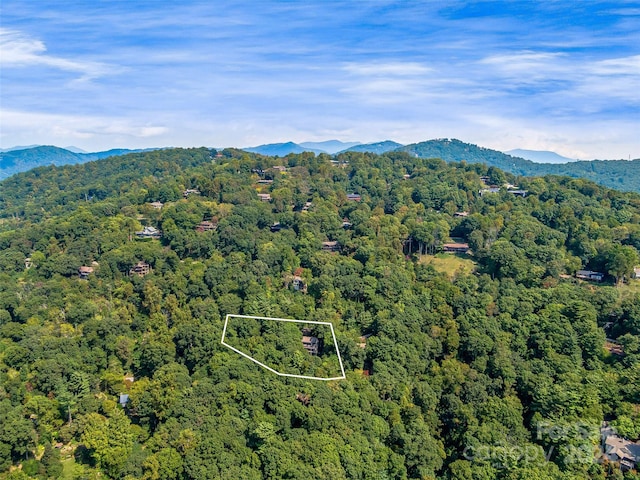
[339,140,404,154]
[505,149,577,164]
[243,142,325,156]
[299,140,360,154]
[2,139,638,193]
[397,138,640,192]
[0,146,154,180]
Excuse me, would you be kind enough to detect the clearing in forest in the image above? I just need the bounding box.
[221,314,346,380]
[419,253,477,278]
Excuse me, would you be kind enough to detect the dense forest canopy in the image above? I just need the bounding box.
[0,148,639,479]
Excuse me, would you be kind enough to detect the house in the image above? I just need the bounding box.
[454,211,469,217]
[135,226,161,239]
[403,174,411,180]
[576,270,605,282]
[257,193,271,202]
[272,165,287,173]
[601,424,640,471]
[257,179,273,185]
[347,193,361,201]
[633,267,640,279]
[78,266,94,280]
[183,189,201,198]
[24,257,32,269]
[118,394,130,407]
[479,176,490,184]
[342,218,353,229]
[302,201,313,212]
[479,187,501,195]
[130,261,151,276]
[604,339,624,356]
[292,268,307,293]
[302,335,320,355]
[357,333,372,349]
[195,220,217,232]
[443,243,470,254]
[322,241,340,252]
[149,201,164,209]
[270,222,282,232]
[507,189,528,197]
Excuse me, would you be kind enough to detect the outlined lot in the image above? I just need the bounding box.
[221,314,346,381]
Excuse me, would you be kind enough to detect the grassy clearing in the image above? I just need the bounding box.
[419,253,477,279]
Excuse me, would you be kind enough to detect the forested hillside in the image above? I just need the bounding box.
[1,148,639,479]
[399,139,640,193]
[0,147,155,181]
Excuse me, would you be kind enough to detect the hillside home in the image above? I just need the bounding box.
[183,189,201,198]
[633,267,640,279]
[322,241,340,252]
[78,266,94,280]
[130,261,151,277]
[576,270,605,282]
[601,424,640,471]
[135,226,161,239]
[443,243,470,254]
[507,189,528,197]
[272,165,287,172]
[347,193,362,201]
[302,335,320,355]
[149,201,164,209]
[257,193,272,202]
[195,220,217,232]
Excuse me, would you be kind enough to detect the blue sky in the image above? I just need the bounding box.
[1,1,639,159]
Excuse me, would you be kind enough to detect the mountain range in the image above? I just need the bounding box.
[0,145,154,180]
[505,149,577,163]
[2,140,639,192]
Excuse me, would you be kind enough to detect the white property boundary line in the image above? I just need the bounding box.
[221,314,346,381]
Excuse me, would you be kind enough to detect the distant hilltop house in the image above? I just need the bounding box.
[479,186,528,197]
[183,188,201,198]
[130,261,151,277]
[270,222,282,232]
[442,243,470,254]
[454,211,469,217]
[302,334,320,356]
[302,201,313,212]
[135,226,161,239]
[195,220,217,232]
[576,270,605,282]
[601,424,640,471]
[342,218,353,229]
[633,266,640,279]
[347,193,362,201]
[292,268,307,293]
[78,266,94,280]
[257,193,271,202]
[271,165,287,173]
[257,179,273,185]
[149,201,164,209]
[322,241,340,252]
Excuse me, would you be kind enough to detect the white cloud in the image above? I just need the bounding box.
[0,109,168,149]
[0,28,117,81]
[342,61,431,76]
